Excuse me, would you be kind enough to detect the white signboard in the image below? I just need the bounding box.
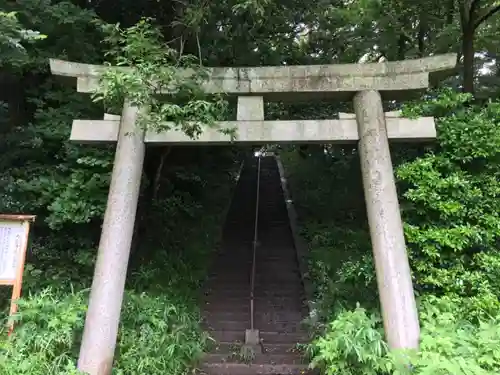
[0,220,26,283]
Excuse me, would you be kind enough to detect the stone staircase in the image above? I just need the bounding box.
[200,156,311,375]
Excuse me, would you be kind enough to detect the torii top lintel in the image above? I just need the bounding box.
[49,54,456,101]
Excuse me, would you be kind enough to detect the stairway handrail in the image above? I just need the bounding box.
[250,154,262,332]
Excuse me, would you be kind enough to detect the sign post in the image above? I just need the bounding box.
[0,214,35,334]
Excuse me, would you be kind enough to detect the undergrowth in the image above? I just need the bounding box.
[281,89,500,374]
[0,14,242,375]
[0,154,240,375]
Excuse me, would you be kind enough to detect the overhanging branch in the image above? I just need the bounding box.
[471,0,482,13]
[474,4,500,29]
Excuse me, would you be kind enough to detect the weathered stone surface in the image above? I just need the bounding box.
[69,115,436,144]
[50,54,456,100]
[77,102,145,375]
[237,96,264,121]
[354,90,420,350]
[339,111,402,119]
[103,113,121,121]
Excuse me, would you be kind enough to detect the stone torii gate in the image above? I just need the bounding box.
[50,54,456,375]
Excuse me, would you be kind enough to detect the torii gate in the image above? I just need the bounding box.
[50,54,456,375]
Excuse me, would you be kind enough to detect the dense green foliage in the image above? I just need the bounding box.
[0,2,240,374]
[0,0,500,374]
[94,19,231,138]
[0,145,239,375]
[281,89,500,374]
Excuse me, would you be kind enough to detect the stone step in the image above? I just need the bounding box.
[204,299,307,315]
[204,295,304,303]
[210,259,299,267]
[208,276,303,284]
[203,303,251,313]
[260,331,309,345]
[259,223,290,229]
[198,362,310,375]
[254,244,297,249]
[208,342,303,356]
[203,290,305,299]
[204,280,250,288]
[204,303,306,313]
[253,276,303,281]
[211,258,301,265]
[204,352,305,365]
[204,319,304,333]
[209,330,308,345]
[202,318,306,334]
[203,311,250,321]
[206,285,304,294]
[208,267,301,273]
[209,330,245,343]
[204,287,306,297]
[208,268,301,277]
[208,269,301,277]
[250,311,306,323]
[203,298,307,311]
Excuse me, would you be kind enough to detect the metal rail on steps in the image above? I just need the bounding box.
[250,154,262,333]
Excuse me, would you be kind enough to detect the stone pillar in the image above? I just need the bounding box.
[237,96,264,121]
[78,102,146,375]
[353,90,420,350]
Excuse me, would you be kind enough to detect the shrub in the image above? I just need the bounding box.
[309,297,500,375]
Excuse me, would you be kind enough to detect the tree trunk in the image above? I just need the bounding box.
[418,11,427,57]
[397,34,406,60]
[0,73,25,131]
[462,27,475,94]
[417,26,425,57]
[446,0,454,24]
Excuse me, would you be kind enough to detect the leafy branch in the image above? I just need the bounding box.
[0,11,46,67]
[92,18,234,140]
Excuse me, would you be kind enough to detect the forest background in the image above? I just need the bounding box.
[0,0,500,374]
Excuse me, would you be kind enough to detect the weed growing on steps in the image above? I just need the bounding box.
[224,342,257,364]
[238,344,257,364]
